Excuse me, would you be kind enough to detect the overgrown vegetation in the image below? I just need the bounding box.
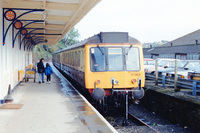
[33,27,80,61]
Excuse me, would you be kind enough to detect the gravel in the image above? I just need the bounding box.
[104,104,197,133]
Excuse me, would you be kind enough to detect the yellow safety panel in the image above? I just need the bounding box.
[85,71,145,89]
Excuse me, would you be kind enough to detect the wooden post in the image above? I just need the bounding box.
[155,59,158,85]
[174,60,179,92]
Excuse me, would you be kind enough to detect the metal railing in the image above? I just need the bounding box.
[145,72,200,96]
[145,59,200,96]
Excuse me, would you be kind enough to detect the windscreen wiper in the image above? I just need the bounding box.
[126,45,132,55]
[97,45,104,55]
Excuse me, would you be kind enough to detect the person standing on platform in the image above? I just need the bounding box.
[37,58,45,83]
[45,63,53,84]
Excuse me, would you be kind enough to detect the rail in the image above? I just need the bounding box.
[145,72,200,96]
[128,113,159,133]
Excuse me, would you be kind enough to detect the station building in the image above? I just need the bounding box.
[0,0,100,104]
[143,29,200,60]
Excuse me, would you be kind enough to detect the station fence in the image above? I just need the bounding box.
[145,73,200,96]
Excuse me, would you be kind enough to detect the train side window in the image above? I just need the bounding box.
[66,53,68,65]
[90,47,106,72]
[72,52,74,66]
[126,47,140,71]
[75,51,77,66]
[68,53,69,65]
[65,53,66,64]
[63,53,66,64]
[68,53,70,65]
[82,50,85,68]
[69,52,72,65]
[108,48,123,71]
[78,51,81,67]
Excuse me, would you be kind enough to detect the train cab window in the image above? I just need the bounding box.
[126,47,140,71]
[108,48,123,71]
[90,47,106,72]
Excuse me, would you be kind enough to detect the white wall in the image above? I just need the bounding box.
[0,0,3,103]
[0,6,34,103]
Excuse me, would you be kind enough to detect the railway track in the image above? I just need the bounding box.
[128,112,160,133]
[56,66,195,133]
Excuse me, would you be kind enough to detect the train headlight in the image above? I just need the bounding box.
[96,80,101,84]
[131,79,136,84]
[181,75,184,79]
[115,80,119,84]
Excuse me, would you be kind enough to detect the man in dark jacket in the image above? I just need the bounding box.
[37,58,45,83]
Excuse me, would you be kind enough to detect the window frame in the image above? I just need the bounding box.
[90,47,106,72]
[125,47,141,71]
[89,46,141,72]
[107,47,124,71]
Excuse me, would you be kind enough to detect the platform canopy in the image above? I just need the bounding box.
[2,0,100,45]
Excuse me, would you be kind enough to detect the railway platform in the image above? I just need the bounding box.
[0,64,117,133]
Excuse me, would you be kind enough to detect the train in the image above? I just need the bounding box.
[53,32,145,112]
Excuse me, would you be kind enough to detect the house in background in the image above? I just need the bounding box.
[143,29,200,60]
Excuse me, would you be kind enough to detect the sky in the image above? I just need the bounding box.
[75,0,200,43]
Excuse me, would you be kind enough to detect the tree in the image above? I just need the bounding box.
[60,27,80,47]
[33,27,80,61]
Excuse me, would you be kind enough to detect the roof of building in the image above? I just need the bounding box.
[143,48,153,55]
[143,44,200,55]
[163,29,200,47]
[2,0,101,45]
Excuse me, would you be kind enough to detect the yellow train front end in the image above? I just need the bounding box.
[84,43,145,101]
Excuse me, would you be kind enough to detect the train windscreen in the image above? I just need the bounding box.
[90,47,106,72]
[126,47,140,71]
[90,46,140,72]
[108,48,123,71]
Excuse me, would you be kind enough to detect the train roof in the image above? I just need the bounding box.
[54,32,141,54]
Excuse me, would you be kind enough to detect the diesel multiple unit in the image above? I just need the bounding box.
[53,32,145,110]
